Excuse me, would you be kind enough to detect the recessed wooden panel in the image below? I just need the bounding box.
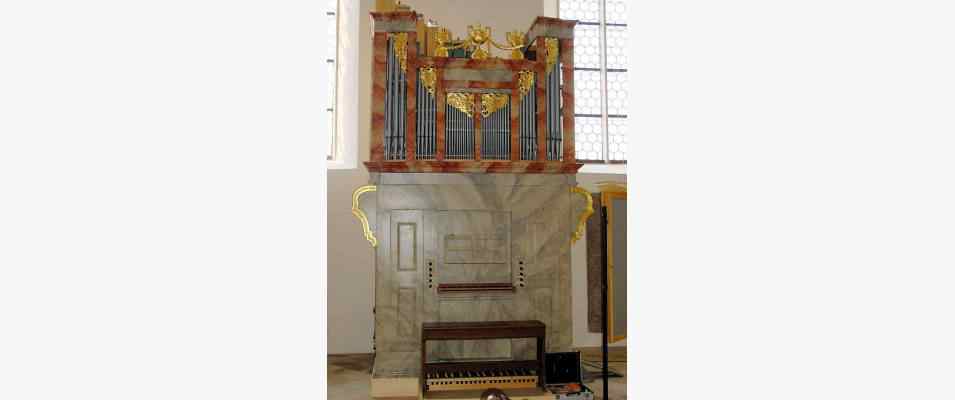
[437,211,512,285]
[444,234,507,264]
[397,222,418,271]
[397,287,417,341]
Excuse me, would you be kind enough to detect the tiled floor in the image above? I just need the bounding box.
[328,349,627,400]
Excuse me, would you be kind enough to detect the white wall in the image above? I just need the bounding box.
[327,0,375,355]
[327,0,625,354]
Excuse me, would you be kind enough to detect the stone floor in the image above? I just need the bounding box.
[328,348,627,400]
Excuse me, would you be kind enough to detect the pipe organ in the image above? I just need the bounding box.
[356,5,589,400]
[365,9,581,173]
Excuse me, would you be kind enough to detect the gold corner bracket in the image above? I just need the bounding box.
[351,185,378,247]
[570,186,594,244]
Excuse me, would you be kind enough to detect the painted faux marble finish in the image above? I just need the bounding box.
[369,173,579,378]
[364,160,583,174]
[367,8,584,392]
[525,17,577,45]
[370,11,418,32]
[370,9,578,172]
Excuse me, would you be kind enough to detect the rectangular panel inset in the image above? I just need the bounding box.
[443,234,508,264]
[397,222,417,271]
[397,287,416,340]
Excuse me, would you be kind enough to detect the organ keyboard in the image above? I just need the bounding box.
[421,321,546,394]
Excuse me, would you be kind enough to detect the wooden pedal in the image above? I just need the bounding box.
[426,375,538,392]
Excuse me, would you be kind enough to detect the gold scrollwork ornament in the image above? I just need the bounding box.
[351,185,378,247]
[570,186,594,244]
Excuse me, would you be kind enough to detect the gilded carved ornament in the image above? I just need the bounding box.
[392,32,408,72]
[517,70,535,98]
[571,186,594,244]
[351,185,378,247]
[544,37,559,74]
[419,66,437,96]
[432,23,526,60]
[447,92,475,117]
[480,93,509,117]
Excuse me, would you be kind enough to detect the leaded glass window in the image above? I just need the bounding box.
[561,0,628,162]
[326,0,339,160]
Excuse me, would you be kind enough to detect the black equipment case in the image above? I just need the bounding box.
[543,352,594,400]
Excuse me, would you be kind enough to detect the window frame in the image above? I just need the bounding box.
[326,1,339,163]
[327,0,359,170]
[559,0,628,165]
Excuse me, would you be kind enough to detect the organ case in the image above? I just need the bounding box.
[356,6,590,399]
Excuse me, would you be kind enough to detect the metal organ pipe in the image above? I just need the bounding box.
[383,37,391,160]
[546,61,563,161]
[519,78,537,161]
[382,36,408,161]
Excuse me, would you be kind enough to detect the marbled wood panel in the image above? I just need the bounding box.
[439,211,510,285]
[370,11,418,33]
[377,181,568,217]
[525,17,577,45]
[370,32,388,162]
[417,57,536,71]
[421,210,440,327]
[397,287,417,345]
[443,68,514,82]
[372,351,420,378]
[373,174,576,364]
[364,160,583,174]
[530,287,553,350]
[384,210,423,353]
[378,173,574,186]
[560,37,576,162]
[397,223,417,271]
[374,210,393,351]
[523,193,573,351]
[443,81,514,90]
[433,298,516,361]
